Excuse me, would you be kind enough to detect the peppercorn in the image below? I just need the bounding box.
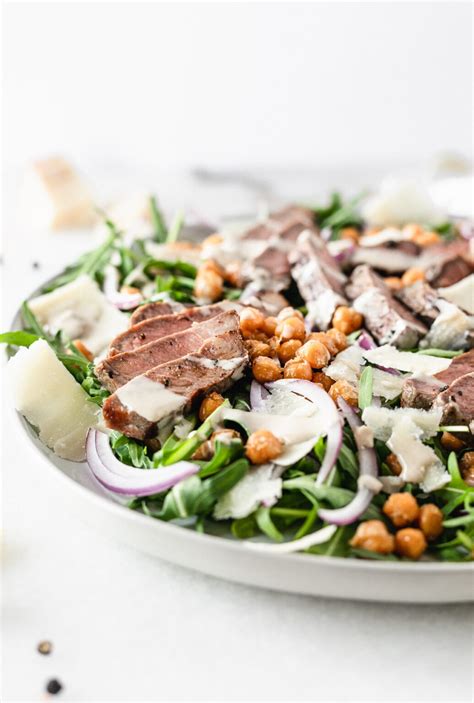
[46,678,63,695]
[37,640,53,655]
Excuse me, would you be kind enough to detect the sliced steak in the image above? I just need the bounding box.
[346,265,427,348]
[289,230,347,330]
[97,310,241,392]
[395,280,439,324]
[421,239,473,288]
[239,288,289,315]
[433,372,474,424]
[130,301,185,325]
[110,302,237,355]
[401,348,474,410]
[102,331,248,440]
[242,205,315,242]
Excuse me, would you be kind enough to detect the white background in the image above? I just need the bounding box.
[2,3,474,703]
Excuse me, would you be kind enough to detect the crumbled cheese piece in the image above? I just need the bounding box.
[362,344,452,375]
[22,157,96,230]
[355,425,374,448]
[8,340,99,461]
[28,275,128,357]
[362,406,442,442]
[420,299,474,350]
[438,274,474,315]
[362,177,444,227]
[213,464,282,519]
[325,345,366,385]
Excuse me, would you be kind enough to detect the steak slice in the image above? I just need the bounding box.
[433,372,474,424]
[109,302,236,355]
[401,348,474,410]
[97,310,241,392]
[130,301,185,325]
[102,331,248,440]
[289,230,347,330]
[346,265,427,349]
[421,240,473,288]
[242,205,315,242]
[395,280,439,324]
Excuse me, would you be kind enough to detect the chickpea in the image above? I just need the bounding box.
[383,493,419,527]
[402,223,424,240]
[239,307,266,338]
[440,432,465,452]
[200,258,225,277]
[340,227,360,243]
[386,452,403,476]
[262,316,278,337]
[211,428,241,444]
[329,379,358,406]
[326,327,347,353]
[395,528,427,559]
[194,428,242,459]
[198,391,225,422]
[202,233,223,247]
[332,306,363,335]
[244,339,272,360]
[401,267,425,287]
[194,269,224,302]
[312,371,334,392]
[192,439,214,461]
[277,306,304,322]
[460,452,474,487]
[307,331,339,357]
[275,316,306,342]
[283,358,313,380]
[267,335,280,357]
[72,339,93,361]
[417,504,443,541]
[350,520,395,554]
[277,339,302,364]
[412,230,441,247]
[224,261,243,287]
[297,340,331,369]
[384,276,403,291]
[252,356,282,383]
[246,429,283,464]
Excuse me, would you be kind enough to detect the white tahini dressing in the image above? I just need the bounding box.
[116,376,186,422]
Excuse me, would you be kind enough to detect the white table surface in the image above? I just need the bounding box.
[2,167,473,703]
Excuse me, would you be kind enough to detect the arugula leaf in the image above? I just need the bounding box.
[167,210,184,243]
[0,331,38,347]
[110,431,152,468]
[417,349,462,358]
[149,195,168,243]
[198,438,243,478]
[255,506,283,542]
[231,515,258,539]
[358,365,373,409]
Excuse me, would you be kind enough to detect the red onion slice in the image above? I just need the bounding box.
[250,380,270,411]
[357,330,377,351]
[103,265,142,310]
[246,524,337,553]
[86,429,198,496]
[318,399,379,526]
[266,379,343,485]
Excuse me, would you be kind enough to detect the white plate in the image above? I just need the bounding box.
[10,297,474,604]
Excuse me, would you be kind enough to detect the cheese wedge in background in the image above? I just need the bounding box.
[22,157,96,230]
[8,339,99,461]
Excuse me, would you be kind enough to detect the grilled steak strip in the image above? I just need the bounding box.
[102,331,248,440]
[433,372,474,424]
[394,280,440,324]
[109,302,237,356]
[97,310,241,392]
[130,301,185,326]
[421,239,473,288]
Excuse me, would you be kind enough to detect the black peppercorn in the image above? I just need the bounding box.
[46,679,63,695]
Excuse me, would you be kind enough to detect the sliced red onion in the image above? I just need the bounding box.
[250,380,270,411]
[86,429,198,496]
[318,399,378,526]
[246,524,337,553]
[103,265,142,310]
[357,330,377,351]
[266,379,343,485]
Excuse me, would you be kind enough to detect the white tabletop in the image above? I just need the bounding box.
[2,168,473,703]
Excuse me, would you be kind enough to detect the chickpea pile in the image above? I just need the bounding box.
[350,493,444,559]
[193,254,243,303]
[240,305,358,403]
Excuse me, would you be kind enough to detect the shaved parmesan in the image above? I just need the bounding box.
[325,345,404,400]
[420,300,474,350]
[362,406,442,442]
[8,340,99,461]
[362,345,452,375]
[28,275,127,357]
[371,368,405,400]
[438,274,474,315]
[362,178,444,227]
[213,464,282,519]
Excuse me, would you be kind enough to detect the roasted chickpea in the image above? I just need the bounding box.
[297,339,331,369]
[192,439,214,460]
[401,267,425,287]
[252,356,282,383]
[412,230,441,247]
[384,276,403,291]
[224,261,243,287]
[383,493,419,527]
[262,316,278,336]
[386,452,403,476]
[275,316,306,342]
[200,258,225,277]
[283,358,313,380]
[329,379,358,406]
[460,452,474,487]
[202,233,223,247]
[198,391,225,422]
[340,227,360,243]
[246,429,283,464]
[440,432,465,452]
[277,306,304,322]
[72,339,93,362]
[402,223,424,240]
[395,528,427,559]
[350,520,395,554]
[332,306,363,335]
[239,307,266,338]
[244,339,272,361]
[312,371,334,392]
[267,335,280,357]
[277,339,302,364]
[326,327,347,353]
[194,269,224,302]
[307,331,339,357]
[417,504,443,541]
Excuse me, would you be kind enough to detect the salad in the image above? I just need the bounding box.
[3,181,474,562]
